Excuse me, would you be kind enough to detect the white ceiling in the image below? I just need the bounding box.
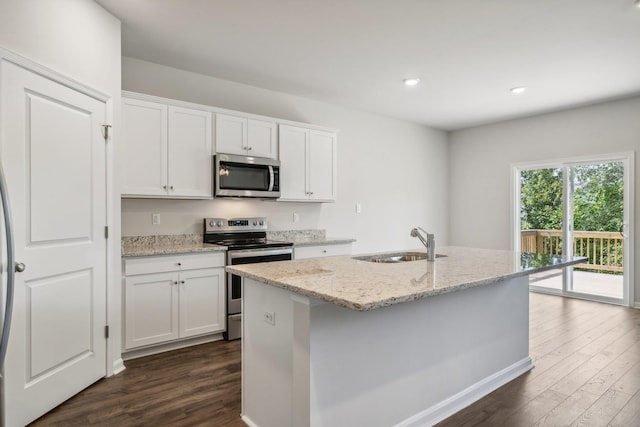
[96,0,640,130]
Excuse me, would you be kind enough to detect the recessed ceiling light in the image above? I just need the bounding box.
[635,0,640,8]
[403,78,421,86]
[510,86,527,94]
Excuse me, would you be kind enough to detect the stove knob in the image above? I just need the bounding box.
[259,220,264,226]
[253,220,257,226]
[216,220,223,227]
[209,220,215,227]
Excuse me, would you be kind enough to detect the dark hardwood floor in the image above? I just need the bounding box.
[31,293,640,426]
[29,340,244,427]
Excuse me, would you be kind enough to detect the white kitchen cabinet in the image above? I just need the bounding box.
[294,243,352,260]
[121,97,213,198]
[279,124,336,202]
[123,253,225,350]
[215,113,277,159]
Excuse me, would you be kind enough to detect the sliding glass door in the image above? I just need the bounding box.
[514,154,633,306]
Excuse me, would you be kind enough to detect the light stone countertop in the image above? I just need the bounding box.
[266,229,355,246]
[277,237,356,246]
[226,246,587,311]
[121,234,226,257]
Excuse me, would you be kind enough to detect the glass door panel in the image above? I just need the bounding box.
[568,162,624,299]
[519,167,564,291]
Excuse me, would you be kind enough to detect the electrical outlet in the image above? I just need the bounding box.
[356,203,362,214]
[263,311,275,326]
[152,213,161,225]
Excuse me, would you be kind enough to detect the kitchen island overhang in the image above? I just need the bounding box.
[227,247,586,427]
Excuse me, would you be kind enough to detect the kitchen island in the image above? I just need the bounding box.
[227,247,586,427]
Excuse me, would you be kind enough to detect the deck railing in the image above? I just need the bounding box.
[521,230,623,273]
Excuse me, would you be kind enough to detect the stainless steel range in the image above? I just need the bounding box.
[203,217,293,340]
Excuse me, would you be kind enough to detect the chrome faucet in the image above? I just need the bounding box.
[410,227,435,261]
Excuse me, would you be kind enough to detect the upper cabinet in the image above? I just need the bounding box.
[279,124,336,202]
[215,114,277,159]
[122,97,213,199]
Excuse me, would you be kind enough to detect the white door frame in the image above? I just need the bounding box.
[511,152,635,307]
[0,48,122,377]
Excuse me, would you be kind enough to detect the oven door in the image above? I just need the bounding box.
[215,154,280,198]
[226,247,293,315]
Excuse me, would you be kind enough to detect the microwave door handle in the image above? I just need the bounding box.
[268,165,274,191]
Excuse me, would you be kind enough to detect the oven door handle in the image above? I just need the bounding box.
[228,247,293,261]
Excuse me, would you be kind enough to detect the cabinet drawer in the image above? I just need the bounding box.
[294,244,352,260]
[124,252,225,276]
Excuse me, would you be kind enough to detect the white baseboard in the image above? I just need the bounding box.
[395,357,533,427]
[122,333,224,361]
[241,415,259,427]
[634,302,640,310]
[111,358,126,376]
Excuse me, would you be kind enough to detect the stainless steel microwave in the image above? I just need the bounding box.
[214,154,281,198]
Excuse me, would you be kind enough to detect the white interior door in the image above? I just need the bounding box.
[1,61,107,426]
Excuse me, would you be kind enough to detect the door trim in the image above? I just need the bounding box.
[511,152,635,307]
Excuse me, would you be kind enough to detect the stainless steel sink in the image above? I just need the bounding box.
[354,252,447,263]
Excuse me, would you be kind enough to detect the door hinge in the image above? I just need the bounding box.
[104,226,109,239]
[104,325,110,339]
[101,124,112,141]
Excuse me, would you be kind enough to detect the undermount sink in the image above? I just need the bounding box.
[354,252,447,263]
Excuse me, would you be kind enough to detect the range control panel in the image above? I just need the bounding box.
[204,217,268,233]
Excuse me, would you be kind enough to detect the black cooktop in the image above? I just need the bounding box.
[203,231,292,251]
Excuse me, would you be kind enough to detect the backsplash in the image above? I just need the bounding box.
[266,229,325,241]
[121,230,326,248]
[121,234,202,249]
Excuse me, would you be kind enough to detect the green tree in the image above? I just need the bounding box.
[572,163,623,232]
[520,163,623,232]
[520,168,563,230]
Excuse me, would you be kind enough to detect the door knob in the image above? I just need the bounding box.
[15,262,25,273]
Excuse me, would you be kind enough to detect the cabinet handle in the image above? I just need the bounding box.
[170,186,174,190]
[173,281,178,285]
[323,250,327,253]
[180,280,185,284]
[163,185,167,190]
[177,262,182,266]
[248,146,252,151]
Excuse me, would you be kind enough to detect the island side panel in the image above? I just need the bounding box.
[242,279,297,427]
[308,276,531,427]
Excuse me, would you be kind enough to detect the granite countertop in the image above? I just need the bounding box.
[266,229,355,247]
[226,246,587,311]
[122,234,226,257]
[278,237,356,246]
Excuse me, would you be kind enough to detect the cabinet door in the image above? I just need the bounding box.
[179,268,225,338]
[215,114,246,155]
[168,106,213,198]
[125,272,179,349]
[122,98,168,196]
[309,130,337,201]
[247,119,277,159]
[278,124,309,200]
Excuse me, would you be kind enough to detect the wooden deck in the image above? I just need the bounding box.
[530,269,624,299]
[31,293,640,426]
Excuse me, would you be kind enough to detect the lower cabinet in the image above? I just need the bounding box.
[123,253,225,350]
[294,243,352,260]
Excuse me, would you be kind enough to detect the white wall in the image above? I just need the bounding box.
[0,0,123,373]
[121,57,449,254]
[449,96,640,305]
